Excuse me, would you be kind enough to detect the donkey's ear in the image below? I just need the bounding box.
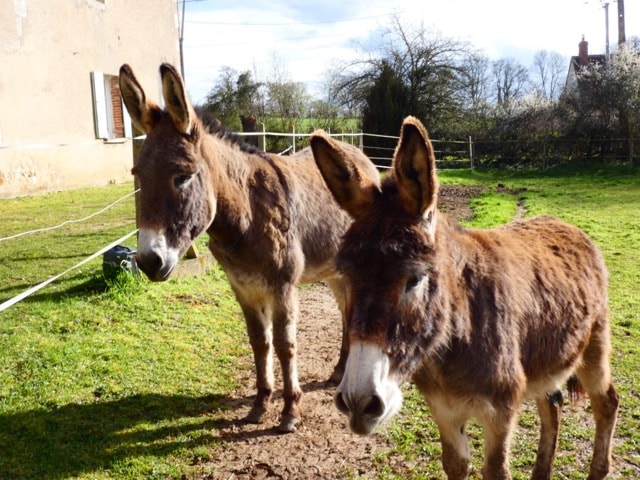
[393,116,439,226]
[119,64,162,134]
[160,63,194,135]
[310,131,379,219]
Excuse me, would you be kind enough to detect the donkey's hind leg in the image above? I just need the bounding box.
[272,284,303,432]
[531,390,563,480]
[575,318,619,480]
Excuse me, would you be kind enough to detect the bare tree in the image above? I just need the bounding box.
[331,14,473,135]
[531,50,566,101]
[460,52,491,114]
[320,61,360,118]
[262,53,311,132]
[492,58,529,109]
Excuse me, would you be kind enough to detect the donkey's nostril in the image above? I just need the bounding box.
[334,391,350,414]
[362,394,385,418]
[137,250,166,281]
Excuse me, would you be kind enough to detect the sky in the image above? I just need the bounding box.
[180,0,638,105]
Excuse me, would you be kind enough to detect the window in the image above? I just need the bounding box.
[91,71,132,140]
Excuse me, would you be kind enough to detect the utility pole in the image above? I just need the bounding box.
[179,0,186,79]
[602,1,610,59]
[178,0,198,258]
[618,0,626,45]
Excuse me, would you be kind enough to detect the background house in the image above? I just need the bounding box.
[565,35,607,92]
[0,0,181,198]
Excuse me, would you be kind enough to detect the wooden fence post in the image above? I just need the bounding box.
[132,128,143,234]
[292,124,296,154]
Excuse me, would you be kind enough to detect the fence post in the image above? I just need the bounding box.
[292,124,296,154]
[132,128,143,234]
[259,122,266,152]
[469,136,474,170]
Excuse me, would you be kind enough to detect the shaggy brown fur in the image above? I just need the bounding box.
[311,116,619,479]
[118,63,379,432]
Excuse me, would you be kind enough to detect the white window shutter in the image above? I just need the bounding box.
[91,71,109,139]
[122,98,133,138]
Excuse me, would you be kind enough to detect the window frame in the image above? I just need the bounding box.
[91,71,132,141]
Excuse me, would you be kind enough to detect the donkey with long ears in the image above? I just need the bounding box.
[118,63,380,432]
[310,116,619,479]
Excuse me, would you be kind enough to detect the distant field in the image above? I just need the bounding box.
[260,116,361,134]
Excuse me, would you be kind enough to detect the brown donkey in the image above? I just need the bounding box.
[118,63,379,432]
[310,116,619,479]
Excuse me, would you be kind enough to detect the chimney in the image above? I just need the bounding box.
[579,35,589,66]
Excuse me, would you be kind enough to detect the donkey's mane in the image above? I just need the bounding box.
[195,108,268,158]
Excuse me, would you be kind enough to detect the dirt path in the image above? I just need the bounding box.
[203,185,484,479]
[207,282,388,479]
[493,183,528,219]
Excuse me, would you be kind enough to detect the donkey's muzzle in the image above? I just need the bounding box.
[136,250,173,281]
[333,341,404,436]
[136,228,179,281]
[334,389,386,435]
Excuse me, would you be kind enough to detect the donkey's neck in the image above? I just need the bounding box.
[202,134,283,252]
[430,213,481,341]
[205,136,254,228]
[435,212,490,270]
[431,212,525,345]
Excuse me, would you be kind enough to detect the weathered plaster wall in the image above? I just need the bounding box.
[0,0,180,198]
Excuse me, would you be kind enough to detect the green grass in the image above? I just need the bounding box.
[0,184,138,303]
[0,265,248,479]
[1,165,639,479]
[0,184,247,479]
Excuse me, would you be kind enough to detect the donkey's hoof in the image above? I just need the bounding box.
[244,405,268,424]
[278,413,301,433]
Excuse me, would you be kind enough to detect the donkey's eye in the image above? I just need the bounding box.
[173,173,193,189]
[405,275,421,292]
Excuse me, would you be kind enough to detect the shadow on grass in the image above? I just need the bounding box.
[0,379,339,479]
[0,393,229,479]
[0,272,108,306]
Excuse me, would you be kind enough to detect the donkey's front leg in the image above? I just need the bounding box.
[242,303,275,425]
[325,277,349,383]
[273,285,303,432]
[427,397,472,480]
[480,406,518,480]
